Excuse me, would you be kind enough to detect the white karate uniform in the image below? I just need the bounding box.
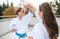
[31,11,50,39]
[9,12,33,39]
[31,22,50,39]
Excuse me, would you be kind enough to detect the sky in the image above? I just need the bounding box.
[0,0,20,6]
[0,0,54,7]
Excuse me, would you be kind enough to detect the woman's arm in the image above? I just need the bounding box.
[9,19,17,32]
[23,4,36,24]
[26,3,36,13]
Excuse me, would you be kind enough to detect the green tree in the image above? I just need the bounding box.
[7,0,9,8]
[51,0,60,15]
[0,5,2,16]
[0,5,3,19]
[56,1,60,15]
[3,6,16,16]
[11,2,13,7]
[2,3,7,11]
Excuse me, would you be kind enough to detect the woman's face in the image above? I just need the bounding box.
[38,10,43,19]
[18,9,24,17]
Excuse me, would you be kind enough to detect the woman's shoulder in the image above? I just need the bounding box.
[10,18,17,23]
[34,22,43,27]
[11,17,17,21]
[33,22,43,30]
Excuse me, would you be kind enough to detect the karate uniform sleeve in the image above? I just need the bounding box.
[23,12,33,24]
[31,24,45,39]
[9,19,16,30]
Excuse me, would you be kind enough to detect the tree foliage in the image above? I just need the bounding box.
[51,0,60,15]
[0,5,2,16]
[3,7,16,16]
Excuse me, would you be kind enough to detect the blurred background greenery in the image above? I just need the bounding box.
[0,0,60,19]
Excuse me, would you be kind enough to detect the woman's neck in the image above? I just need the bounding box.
[17,16,22,20]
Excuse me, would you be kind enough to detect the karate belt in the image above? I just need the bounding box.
[16,32,27,39]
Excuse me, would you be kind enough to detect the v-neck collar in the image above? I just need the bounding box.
[16,16,23,21]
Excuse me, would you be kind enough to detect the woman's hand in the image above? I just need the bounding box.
[26,3,36,13]
[12,29,17,32]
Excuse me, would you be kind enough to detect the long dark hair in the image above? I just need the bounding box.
[39,2,59,39]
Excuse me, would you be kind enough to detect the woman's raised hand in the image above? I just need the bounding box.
[26,3,36,13]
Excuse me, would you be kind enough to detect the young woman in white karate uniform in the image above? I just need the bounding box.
[9,4,35,39]
[29,2,59,39]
